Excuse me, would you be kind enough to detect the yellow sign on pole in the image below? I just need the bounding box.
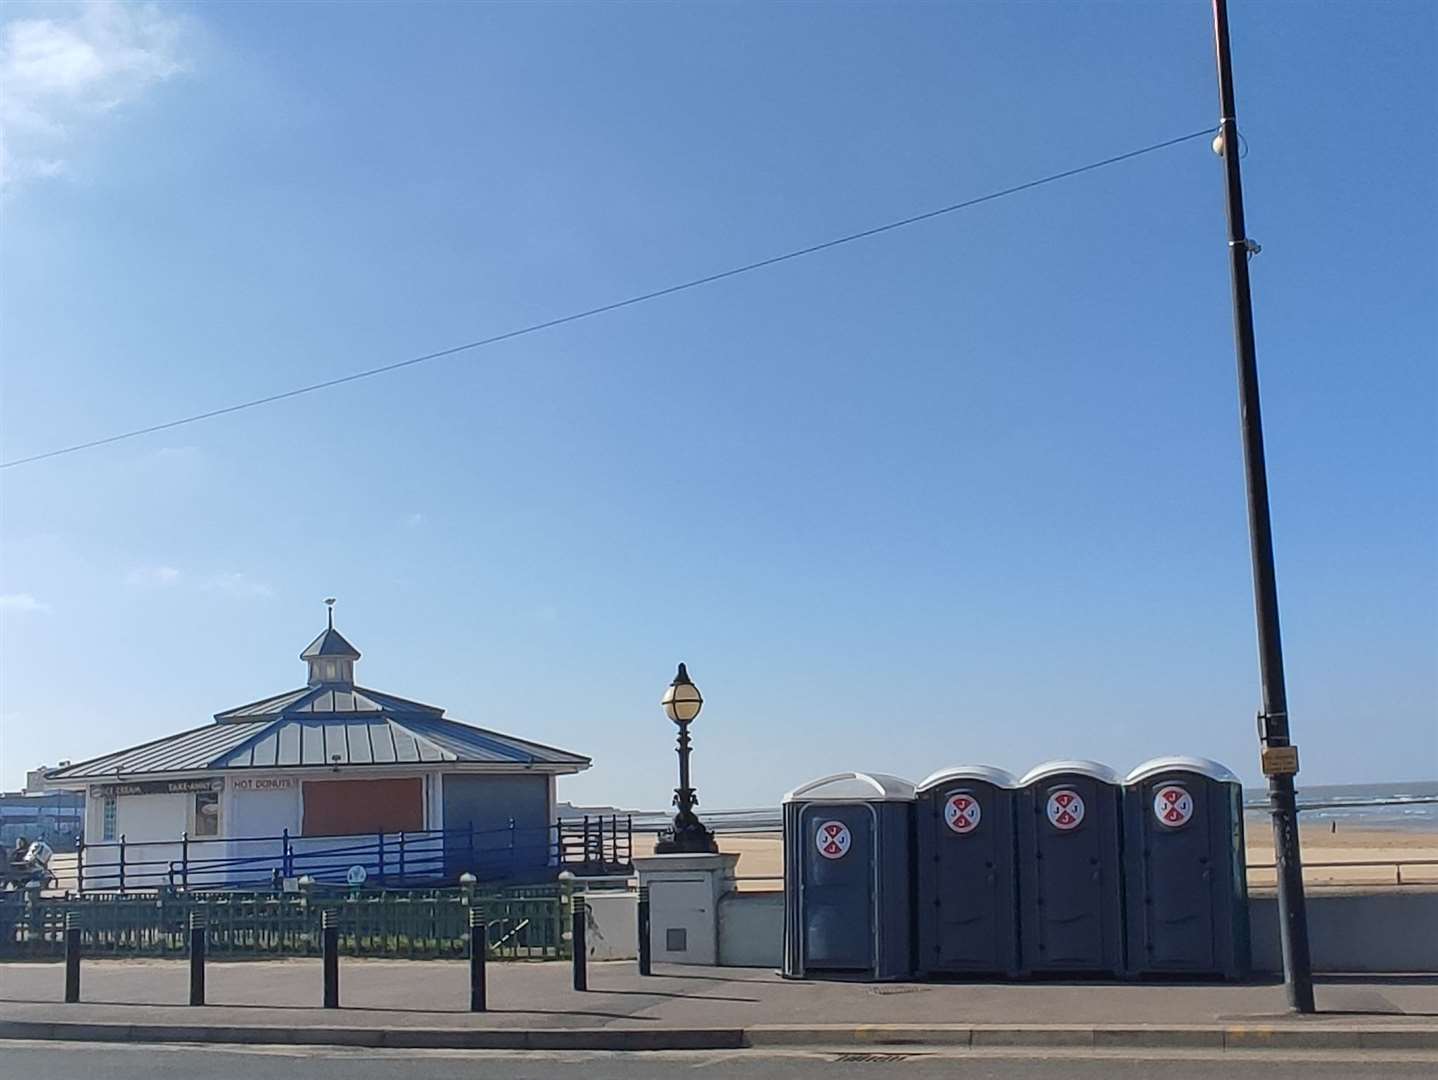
[1261,745,1300,777]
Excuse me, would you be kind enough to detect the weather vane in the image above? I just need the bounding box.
[324,597,336,629]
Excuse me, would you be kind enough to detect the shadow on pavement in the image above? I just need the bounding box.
[650,970,771,983]
[0,997,650,1022]
[590,988,761,1004]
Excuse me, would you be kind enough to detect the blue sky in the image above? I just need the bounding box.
[1,1,1434,806]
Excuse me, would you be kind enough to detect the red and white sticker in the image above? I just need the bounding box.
[1046,789,1085,831]
[1153,785,1194,828]
[944,792,982,834]
[815,820,852,859]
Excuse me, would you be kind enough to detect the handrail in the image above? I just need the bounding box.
[1246,857,1438,887]
[619,797,1438,834]
[76,821,550,855]
[75,815,634,894]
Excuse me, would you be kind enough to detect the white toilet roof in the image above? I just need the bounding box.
[1125,756,1240,785]
[916,765,1018,792]
[1017,759,1121,785]
[783,771,916,803]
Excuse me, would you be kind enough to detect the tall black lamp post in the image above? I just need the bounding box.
[655,663,718,854]
[1210,0,1313,1014]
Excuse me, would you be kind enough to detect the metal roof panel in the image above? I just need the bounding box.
[398,717,589,767]
[46,721,271,779]
[300,627,361,660]
[278,723,301,766]
[346,723,374,764]
[392,728,420,763]
[213,687,315,722]
[300,722,325,766]
[323,724,346,766]
[369,726,397,764]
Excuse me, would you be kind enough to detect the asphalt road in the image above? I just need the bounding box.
[6,1042,1438,1079]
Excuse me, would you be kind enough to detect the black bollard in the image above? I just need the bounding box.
[321,909,339,1009]
[63,912,81,1004]
[469,909,487,1012]
[188,911,206,1006]
[636,886,652,977]
[571,894,587,992]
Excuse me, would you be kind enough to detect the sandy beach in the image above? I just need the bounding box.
[636,822,1438,890]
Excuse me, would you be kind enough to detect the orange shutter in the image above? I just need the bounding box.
[301,778,424,835]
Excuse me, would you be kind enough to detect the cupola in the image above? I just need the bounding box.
[300,598,361,686]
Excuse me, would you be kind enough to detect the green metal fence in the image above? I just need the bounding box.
[0,887,570,961]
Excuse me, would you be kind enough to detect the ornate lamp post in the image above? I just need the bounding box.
[655,663,718,854]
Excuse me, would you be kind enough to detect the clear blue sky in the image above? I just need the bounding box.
[2,1,1434,806]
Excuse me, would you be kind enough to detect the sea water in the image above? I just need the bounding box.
[1242,780,1438,832]
[615,780,1438,834]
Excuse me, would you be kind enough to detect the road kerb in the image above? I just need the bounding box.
[0,1020,746,1052]
[0,1019,1434,1053]
[746,1025,973,1047]
[1092,1027,1226,1050]
[971,1026,1096,1048]
[1359,1029,1438,1050]
[1222,1026,1363,1050]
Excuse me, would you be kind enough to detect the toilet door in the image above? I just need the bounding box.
[799,805,874,971]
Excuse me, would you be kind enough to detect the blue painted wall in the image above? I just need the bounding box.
[441,774,551,878]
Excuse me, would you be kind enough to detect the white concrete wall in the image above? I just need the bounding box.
[116,793,191,841]
[226,780,300,838]
[218,779,301,886]
[1250,889,1438,974]
[712,887,1438,975]
[718,889,784,968]
[82,793,191,889]
[583,893,638,961]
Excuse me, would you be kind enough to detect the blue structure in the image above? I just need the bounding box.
[43,607,599,890]
[915,765,1020,977]
[0,789,85,852]
[1123,756,1251,980]
[782,772,915,981]
[1017,760,1126,976]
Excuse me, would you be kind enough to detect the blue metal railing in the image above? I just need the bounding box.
[73,815,632,894]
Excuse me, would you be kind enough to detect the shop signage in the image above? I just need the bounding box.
[229,777,297,792]
[89,778,224,798]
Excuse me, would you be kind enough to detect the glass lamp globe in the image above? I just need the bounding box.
[661,663,703,724]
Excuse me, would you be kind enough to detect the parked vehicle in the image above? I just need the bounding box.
[2,838,56,892]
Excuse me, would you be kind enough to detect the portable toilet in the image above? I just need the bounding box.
[915,765,1020,977]
[1123,757,1250,980]
[782,772,915,980]
[1018,760,1125,976]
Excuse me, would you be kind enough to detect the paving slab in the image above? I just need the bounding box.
[0,959,1433,1050]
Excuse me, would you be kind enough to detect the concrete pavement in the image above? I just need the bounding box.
[0,959,1434,1051]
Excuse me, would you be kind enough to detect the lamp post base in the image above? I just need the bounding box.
[654,819,718,855]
